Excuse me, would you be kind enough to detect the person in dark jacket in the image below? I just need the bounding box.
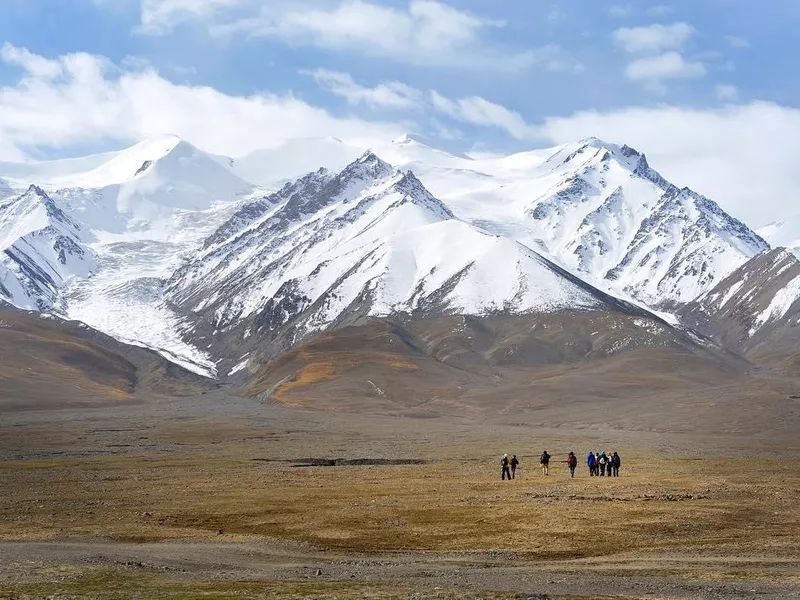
[612,452,621,477]
[500,454,511,480]
[567,451,577,478]
[510,454,519,479]
[598,452,607,476]
[587,451,596,476]
[540,450,551,475]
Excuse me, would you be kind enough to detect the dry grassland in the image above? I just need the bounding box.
[2,447,798,559]
[1,407,799,598]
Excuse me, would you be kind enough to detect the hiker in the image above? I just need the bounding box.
[540,449,551,475]
[598,452,606,476]
[500,454,511,480]
[510,454,519,479]
[612,452,621,477]
[587,451,596,476]
[567,451,577,478]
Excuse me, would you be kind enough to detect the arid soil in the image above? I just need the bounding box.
[1,393,799,599]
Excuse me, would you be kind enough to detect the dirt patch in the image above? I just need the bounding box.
[290,458,430,467]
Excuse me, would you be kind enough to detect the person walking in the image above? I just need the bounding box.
[540,449,551,475]
[500,454,511,480]
[567,451,577,478]
[612,451,621,477]
[510,454,520,479]
[587,451,596,476]
[598,452,606,477]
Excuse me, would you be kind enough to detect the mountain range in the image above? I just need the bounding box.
[1,132,798,416]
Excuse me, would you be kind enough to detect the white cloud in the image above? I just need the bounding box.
[538,102,800,227]
[0,43,65,79]
[612,22,695,53]
[134,0,576,71]
[0,45,403,160]
[624,52,705,93]
[724,35,751,49]
[304,69,538,140]
[430,91,538,140]
[138,0,244,34]
[304,69,423,110]
[716,84,739,102]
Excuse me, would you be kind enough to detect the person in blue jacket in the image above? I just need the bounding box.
[587,451,596,476]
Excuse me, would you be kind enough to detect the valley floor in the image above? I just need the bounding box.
[1,394,799,599]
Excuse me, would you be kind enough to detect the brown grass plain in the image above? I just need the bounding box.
[1,394,799,599]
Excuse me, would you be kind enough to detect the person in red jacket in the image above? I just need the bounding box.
[567,451,577,477]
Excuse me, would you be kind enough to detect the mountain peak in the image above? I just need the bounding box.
[126,134,186,160]
[340,151,394,181]
[139,133,183,146]
[25,184,48,198]
[619,143,641,158]
[357,149,384,163]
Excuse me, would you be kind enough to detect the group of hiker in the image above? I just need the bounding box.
[499,450,621,479]
[587,450,621,477]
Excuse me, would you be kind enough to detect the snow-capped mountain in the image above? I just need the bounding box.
[0,136,255,376]
[0,132,783,378]
[0,185,95,310]
[167,152,628,351]
[679,248,800,357]
[369,136,769,309]
[47,135,252,236]
[208,133,769,310]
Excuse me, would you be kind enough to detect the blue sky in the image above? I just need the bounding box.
[1,0,800,224]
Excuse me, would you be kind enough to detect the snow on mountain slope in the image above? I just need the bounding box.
[0,151,118,189]
[60,197,248,378]
[230,137,365,187]
[377,136,768,309]
[758,219,800,258]
[377,133,473,166]
[0,186,95,310]
[679,249,800,360]
[0,137,254,377]
[0,136,253,236]
[167,152,624,347]
[47,137,253,235]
